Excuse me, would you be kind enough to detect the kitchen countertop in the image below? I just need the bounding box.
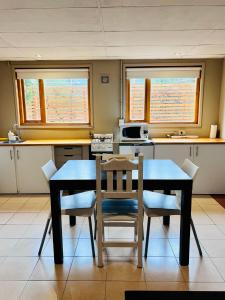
[1,138,225,146]
[152,138,225,144]
[0,139,92,146]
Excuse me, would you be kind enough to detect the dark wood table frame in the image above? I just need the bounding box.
[50,159,192,265]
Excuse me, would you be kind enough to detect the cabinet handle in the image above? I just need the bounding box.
[189,146,192,157]
[10,149,13,160]
[64,147,73,150]
[196,146,199,157]
[17,149,19,160]
[64,154,74,157]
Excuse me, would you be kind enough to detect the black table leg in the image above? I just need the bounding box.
[50,186,63,264]
[179,183,193,266]
[70,216,76,226]
[163,190,171,226]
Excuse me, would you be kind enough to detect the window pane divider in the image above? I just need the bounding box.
[39,79,46,123]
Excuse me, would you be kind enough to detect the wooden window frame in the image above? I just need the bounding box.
[125,74,202,126]
[16,76,91,127]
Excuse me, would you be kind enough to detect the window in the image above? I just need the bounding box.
[16,68,91,126]
[125,66,202,125]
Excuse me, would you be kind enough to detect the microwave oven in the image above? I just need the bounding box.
[120,124,149,141]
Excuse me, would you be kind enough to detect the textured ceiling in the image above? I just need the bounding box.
[0,0,225,60]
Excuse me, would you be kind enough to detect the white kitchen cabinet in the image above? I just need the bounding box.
[193,144,225,194]
[0,146,17,193]
[154,144,225,194]
[15,146,53,193]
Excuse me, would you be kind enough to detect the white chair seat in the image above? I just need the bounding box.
[143,190,180,216]
[61,191,96,216]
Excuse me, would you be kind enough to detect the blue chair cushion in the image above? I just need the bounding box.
[102,199,138,215]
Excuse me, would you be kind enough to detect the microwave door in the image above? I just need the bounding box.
[122,127,141,139]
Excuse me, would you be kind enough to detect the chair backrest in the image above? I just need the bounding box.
[96,154,143,201]
[181,158,199,181]
[101,153,135,161]
[41,160,57,183]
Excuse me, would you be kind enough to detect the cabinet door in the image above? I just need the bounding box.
[154,144,193,166]
[15,146,53,193]
[193,144,225,194]
[0,147,17,193]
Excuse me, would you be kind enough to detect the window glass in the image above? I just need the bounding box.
[44,78,89,123]
[129,78,145,121]
[23,79,41,121]
[150,78,197,123]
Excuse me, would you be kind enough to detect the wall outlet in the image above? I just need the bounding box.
[178,130,186,136]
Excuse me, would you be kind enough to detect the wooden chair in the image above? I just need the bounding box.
[96,154,143,268]
[38,160,96,257]
[143,158,202,258]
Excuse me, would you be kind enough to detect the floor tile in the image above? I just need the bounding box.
[194,224,225,239]
[201,239,225,257]
[211,258,225,280]
[146,281,187,291]
[0,212,14,224]
[0,198,27,212]
[63,281,105,300]
[23,224,47,238]
[20,280,66,300]
[0,238,18,256]
[187,282,225,291]
[68,257,106,281]
[0,224,28,238]
[0,257,38,280]
[43,238,78,257]
[145,238,174,257]
[8,238,42,256]
[106,260,145,281]
[144,257,184,282]
[30,257,73,281]
[0,281,27,300]
[169,238,207,258]
[105,281,146,300]
[75,238,96,257]
[181,257,224,282]
[7,212,38,224]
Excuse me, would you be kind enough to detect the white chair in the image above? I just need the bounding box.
[143,158,202,258]
[38,160,96,257]
[96,154,143,268]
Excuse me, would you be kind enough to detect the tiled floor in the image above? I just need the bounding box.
[0,194,225,300]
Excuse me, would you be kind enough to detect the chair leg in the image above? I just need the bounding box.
[88,216,95,258]
[48,220,52,235]
[190,217,203,257]
[38,217,51,256]
[94,209,97,240]
[144,217,151,258]
[69,216,76,226]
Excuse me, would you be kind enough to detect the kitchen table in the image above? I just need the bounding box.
[50,159,192,265]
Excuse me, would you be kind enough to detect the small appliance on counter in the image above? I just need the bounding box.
[90,133,113,159]
[120,123,149,141]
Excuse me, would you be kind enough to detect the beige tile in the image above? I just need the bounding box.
[106,281,146,300]
[20,281,66,300]
[0,198,27,211]
[145,238,174,257]
[201,239,225,257]
[0,281,27,300]
[0,212,14,224]
[75,238,96,257]
[0,238,18,256]
[211,258,225,280]
[0,196,9,206]
[217,225,225,235]
[23,224,48,238]
[68,257,106,281]
[0,224,28,238]
[106,260,145,281]
[146,281,187,291]
[61,224,82,238]
[32,212,50,224]
[193,196,220,206]
[181,257,223,282]
[191,210,214,225]
[187,282,225,291]
[7,212,38,224]
[144,257,184,282]
[194,224,225,239]
[0,257,38,280]
[63,281,105,300]
[43,238,78,257]
[31,257,73,280]
[103,242,137,257]
[9,238,42,256]
[19,198,47,212]
[169,238,207,258]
